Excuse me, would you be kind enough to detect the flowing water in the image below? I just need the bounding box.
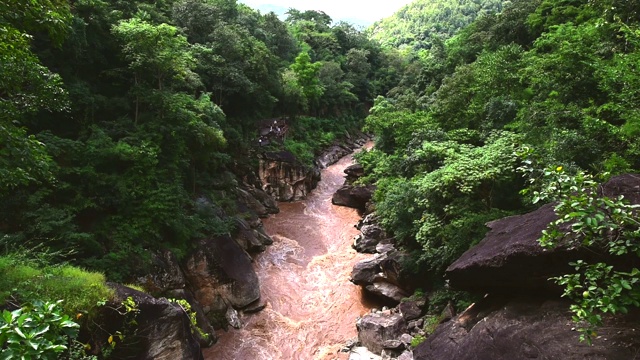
[204,146,374,360]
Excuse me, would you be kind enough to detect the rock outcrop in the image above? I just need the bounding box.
[413,174,640,360]
[446,174,640,294]
[101,284,204,360]
[414,296,640,360]
[259,150,321,201]
[184,235,260,317]
[357,312,408,355]
[351,248,410,303]
[332,184,376,212]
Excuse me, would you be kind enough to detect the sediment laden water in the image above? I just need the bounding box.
[204,145,374,360]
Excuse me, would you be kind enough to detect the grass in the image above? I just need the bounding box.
[0,254,114,316]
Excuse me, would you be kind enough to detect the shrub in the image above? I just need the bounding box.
[0,300,80,359]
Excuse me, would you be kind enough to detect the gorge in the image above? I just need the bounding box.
[206,143,375,360]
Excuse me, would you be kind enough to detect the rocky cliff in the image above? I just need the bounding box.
[258,132,370,201]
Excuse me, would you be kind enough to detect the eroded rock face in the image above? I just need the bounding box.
[414,296,640,360]
[183,235,260,315]
[357,312,407,355]
[137,250,186,294]
[446,174,640,293]
[235,185,279,218]
[259,151,320,201]
[105,284,203,360]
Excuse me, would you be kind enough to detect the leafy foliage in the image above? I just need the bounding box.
[0,300,80,359]
[517,159,640,342]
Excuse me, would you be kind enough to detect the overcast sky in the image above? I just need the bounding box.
[238,0,413,26]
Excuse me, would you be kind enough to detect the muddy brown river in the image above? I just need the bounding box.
[204,146,374,360]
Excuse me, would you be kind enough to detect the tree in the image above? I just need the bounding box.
[0,0,71,191]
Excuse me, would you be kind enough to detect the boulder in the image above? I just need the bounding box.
[235,185,279,218]
[233,217,273,253]
[332,184,375,211]
[104,284,203,360]
[353,224,387,253]
[137,250,186,294]
[349,346,382,360]
[446,174,640,293]
[317,144,354,169]
[413,296,640,360]
[351,253,386,286]
[164,289,216,347]
[366,282,409,303]
[357,312,407,355]
[344,163,365,180]
[399,298,427,321]
[183,235,260,320]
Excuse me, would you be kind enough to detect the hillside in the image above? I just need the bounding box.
[369,0,506,49]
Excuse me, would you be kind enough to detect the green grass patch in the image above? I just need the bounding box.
[0,254,113,316]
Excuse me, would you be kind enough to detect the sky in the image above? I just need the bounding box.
[238,0,413,26]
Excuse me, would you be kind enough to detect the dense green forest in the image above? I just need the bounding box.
[359,0,640,338]
[2,0,640,357]
[0,0,397,282]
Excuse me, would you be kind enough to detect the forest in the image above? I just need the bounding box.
[1,0,640,358]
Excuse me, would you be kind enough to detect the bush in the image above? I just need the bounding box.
[0,300,80,359]
[0,255,113,316]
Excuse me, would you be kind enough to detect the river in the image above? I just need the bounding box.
[204,145,374,360]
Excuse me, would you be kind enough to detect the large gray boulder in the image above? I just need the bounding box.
[105,284,204,360]
[332,184,375,211]
[413,296,640,360]
[446,174,640,293]
[183,235,260,317]
[357,312,407,355]
[353,224,387,253]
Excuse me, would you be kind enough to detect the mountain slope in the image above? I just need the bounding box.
[369,0,507,49]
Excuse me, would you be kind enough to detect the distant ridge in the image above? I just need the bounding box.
[369,0,507,49]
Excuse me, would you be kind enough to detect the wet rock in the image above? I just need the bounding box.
[349,346,382,360]
[105,284,203,360]
[413,296,640,360]
[317,144,354,169]
[235,185,279,218]
[332,184,375,211]
[366,282,409,303]
[341,337,360,353]
[353,224,387,253]
[357,213,380,230]
[352,249,410,304]
[351,253,386,285]
[137,250,186,294]
[183,235,260,319]
[234,217,272,253]
[357,312,407,355]
[344,163,365,181]
[225,306,242,329]
[243,300,266,314]
[164,289,216,346]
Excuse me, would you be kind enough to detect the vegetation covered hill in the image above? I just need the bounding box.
[368,0,507,50]
[360,0,640,337]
